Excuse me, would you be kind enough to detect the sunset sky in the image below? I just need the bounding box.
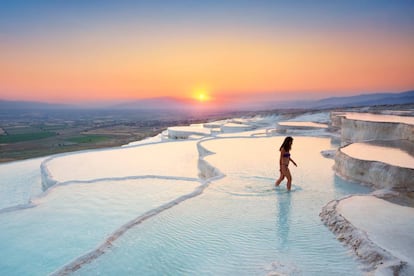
[1,1,413,105]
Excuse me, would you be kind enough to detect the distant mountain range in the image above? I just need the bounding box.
[309,90,414,109]
[1,90,413,111]
[110,97,194,110]
[0,100,71,110]
[238,90,414,110]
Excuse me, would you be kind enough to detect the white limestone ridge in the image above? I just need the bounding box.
[321,110,414,275]
[167,126,211,139]
[330,112,414,145]
[320,198,406,275]
[331,111,414,192]
[334,148,414,191]
[197,140,223,180]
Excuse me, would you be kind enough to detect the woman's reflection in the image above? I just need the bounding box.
[276,192,292,250]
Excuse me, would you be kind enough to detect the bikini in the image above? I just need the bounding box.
[282,152,290,166]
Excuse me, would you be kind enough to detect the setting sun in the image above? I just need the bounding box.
[198,93,207,101]
[193,87,211,102]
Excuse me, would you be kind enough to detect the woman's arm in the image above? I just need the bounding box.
[290,157,297,166]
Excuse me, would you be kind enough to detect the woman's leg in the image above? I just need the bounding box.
[285,168,292,191]
[275,167,287,186]
[275,169,285,186]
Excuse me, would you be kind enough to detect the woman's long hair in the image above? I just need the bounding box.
[280,136,293,151]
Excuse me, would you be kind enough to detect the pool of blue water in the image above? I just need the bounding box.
[71,137,371,275]
[0,136,371,275]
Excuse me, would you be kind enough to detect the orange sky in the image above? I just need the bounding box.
[1,1,413,104]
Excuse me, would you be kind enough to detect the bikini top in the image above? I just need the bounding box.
[283,153,290,158]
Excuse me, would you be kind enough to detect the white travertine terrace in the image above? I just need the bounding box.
[331,112,414,191]
[203,121,226,129]
[334,142,414,191]
[44,140,201,184]
[330,112,414,144]
[277,121,328,128]
[276,121,329,136]
[342,112,414,125]
[337,196,414,269]
[324,110,414,275]
[341,142,414,169]
[320,196,414,275]
[167,126,211,139]
[220,122,254,133]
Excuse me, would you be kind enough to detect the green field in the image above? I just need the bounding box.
[0,132,57,143]
[39,125,68,131]
[66,135,109,144]
[4,126,43,135]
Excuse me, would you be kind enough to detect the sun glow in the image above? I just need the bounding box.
[193,87,211,102]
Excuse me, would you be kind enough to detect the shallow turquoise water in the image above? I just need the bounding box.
[73,137,370,275]
[0,178,199,276]
[0,135,371,275]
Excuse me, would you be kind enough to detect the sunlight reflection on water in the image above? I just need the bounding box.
[344,112,414,125]
[342,142,414,169]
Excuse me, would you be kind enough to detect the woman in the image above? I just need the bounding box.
[275,136,297,191]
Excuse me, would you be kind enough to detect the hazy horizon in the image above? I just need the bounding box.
[1,1,413,106]
[1,89,414,112]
